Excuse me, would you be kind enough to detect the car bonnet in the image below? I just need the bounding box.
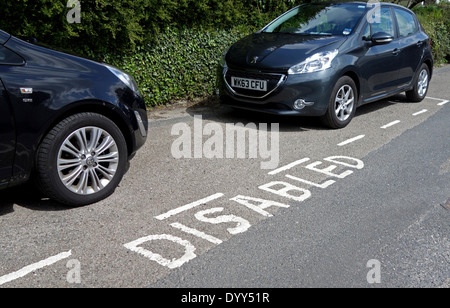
[226,32,347,71]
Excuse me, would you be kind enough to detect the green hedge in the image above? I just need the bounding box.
[414,4,450,65]
[0,0,300,56]
[103,27,252,107]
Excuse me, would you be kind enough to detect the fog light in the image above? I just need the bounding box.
[294,99,315,110]
[294,99,306,110]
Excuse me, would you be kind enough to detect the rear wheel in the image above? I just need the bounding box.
[406,63,430,102]
[322,76,357,129]
[36,112,128,206]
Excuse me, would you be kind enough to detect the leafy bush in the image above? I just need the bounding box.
[103,28,251,107]
[414,4,450,65]
[0,0,300,56]
[0,0,151,56]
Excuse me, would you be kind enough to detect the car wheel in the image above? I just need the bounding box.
[406,63,430,102]
[36,112,128,206]
[322,76,357,129]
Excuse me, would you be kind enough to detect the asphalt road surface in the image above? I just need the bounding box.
[1,65,449,289]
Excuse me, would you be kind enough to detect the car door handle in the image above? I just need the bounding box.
[416,41,424,47]
[392,48,400,56]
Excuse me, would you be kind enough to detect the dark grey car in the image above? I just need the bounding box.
[219,2,434,128]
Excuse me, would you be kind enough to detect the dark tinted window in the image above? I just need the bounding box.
[0,45,24,65]
[394,8,418,37]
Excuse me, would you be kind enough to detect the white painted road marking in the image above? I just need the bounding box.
[412,109,428,116]
[5,97,449,285]
[124,155,365,270]
[124,235,197,269]
[0,250,72,286]
[268,158,311,175]
[337,135,365,147]
[170,222,223,244]
[425,97,449,106]
[381,120,401,129]
[155,193,224,220]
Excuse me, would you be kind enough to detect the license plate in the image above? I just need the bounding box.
[231,77,267,92]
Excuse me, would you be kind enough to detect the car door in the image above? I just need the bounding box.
[0,44,27,187]
[393,7,424,89]
[358,6,401,101]
[0,77,15,187]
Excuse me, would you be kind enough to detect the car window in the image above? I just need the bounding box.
[263,3,368,36]
[0,45,24,65]
[394,8,417,37]
[370,7,395,37]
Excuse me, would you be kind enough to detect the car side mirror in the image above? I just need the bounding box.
[371,32,394,45]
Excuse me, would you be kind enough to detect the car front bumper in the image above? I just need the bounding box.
[219,66,337,117]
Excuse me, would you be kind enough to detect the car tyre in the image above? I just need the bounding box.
[322,76,357,129]
[35,112,128,206]
[406,63,430,102]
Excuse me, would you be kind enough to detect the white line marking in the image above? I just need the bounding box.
[381,120,401,129]
[268,158,310,175]
[425,96,449,106]
[412,109,428,116]
[426,96,446,101]
[285,174,335,189]
[170,222,223,244]
[338,135,365,147]
[0,250,72,286]
[155,193,224,220]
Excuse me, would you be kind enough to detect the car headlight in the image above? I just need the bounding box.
[105,64,141,95]
[288,49,338,75]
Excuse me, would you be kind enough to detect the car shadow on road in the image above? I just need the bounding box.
[355,93,413,117]
[0,183,71,216]
[184,93,413,131]
[185,96,327,132]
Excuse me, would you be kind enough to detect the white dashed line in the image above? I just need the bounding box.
[438,100,449,106]
[0,250,72,286]
[381,120,401,129]
[412,109,428,116]
[338,135,365,147]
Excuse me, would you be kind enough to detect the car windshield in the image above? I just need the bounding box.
[262,3,368,36]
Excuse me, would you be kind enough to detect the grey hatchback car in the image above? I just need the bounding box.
[219,2,434,128]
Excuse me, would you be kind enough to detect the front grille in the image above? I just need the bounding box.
[224,69,286,99]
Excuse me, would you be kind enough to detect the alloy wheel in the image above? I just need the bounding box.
[334,84,355,122]
[417,69,429,98]
[57,126,119,195]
